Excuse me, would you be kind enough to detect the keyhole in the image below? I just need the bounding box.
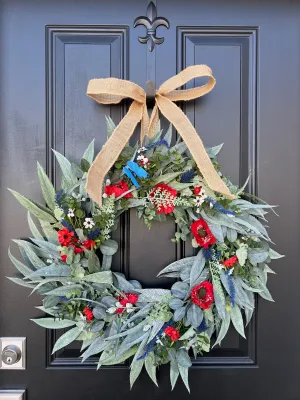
[6,356,13,364]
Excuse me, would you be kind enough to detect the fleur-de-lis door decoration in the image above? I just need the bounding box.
[134,1,170,52]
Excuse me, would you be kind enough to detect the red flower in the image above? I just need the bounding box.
[191,218,216,248]
[127,293,138,304]
[164,326,180,341]
[194,186,202,195]
[104,181,133,199]
[58,228,75,246]
[82,239,96,249]
[191,281,214,309]
[223,255,238,268]
[73,246,84,254]
[116,292,139,314]
[60,253,67,263]
[83,307,94,322]
[149,183,177,214]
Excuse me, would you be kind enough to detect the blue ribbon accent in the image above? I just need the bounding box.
[123,167,140,188]
[123,161,148,189]
[126,161,148,178]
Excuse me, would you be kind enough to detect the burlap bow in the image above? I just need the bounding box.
[86,64,236,205]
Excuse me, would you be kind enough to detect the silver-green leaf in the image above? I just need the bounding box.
[31,318,76,329]
[52,327,82,353]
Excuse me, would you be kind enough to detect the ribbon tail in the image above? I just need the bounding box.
[140,105,150,143]
[123,167,140,188]
[148,104,159,138]
[86,101,144,205]
[156,94,237,200]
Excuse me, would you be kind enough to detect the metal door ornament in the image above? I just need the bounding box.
[133,1,170,51]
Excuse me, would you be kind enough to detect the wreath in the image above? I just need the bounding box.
[8,66,283,392]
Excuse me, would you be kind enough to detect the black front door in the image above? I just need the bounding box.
[0,0,298,399]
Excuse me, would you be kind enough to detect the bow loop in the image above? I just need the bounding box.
[87,78,146,104]
[86,65,236,205]
[158,64,215,101]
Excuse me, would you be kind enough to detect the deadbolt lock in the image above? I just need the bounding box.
[1,345,22,365]
[0,337,26,370]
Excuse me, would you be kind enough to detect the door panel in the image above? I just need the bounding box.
[0,0,298,399]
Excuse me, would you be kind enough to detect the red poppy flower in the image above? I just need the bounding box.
[116,292,139,314]
[58,228,74,246]
[191,218,216,248]
[82,239,96,249]
[164,326,180,341]
[194,186,202,195]
[104,181,133,199]
[223,255,238,267]
[191,281,214,309]
[83,307,94,322]
[149,183,177,214]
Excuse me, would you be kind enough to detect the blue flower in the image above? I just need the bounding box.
[180,169,195,183]
[206,197,236,216]
[137,322,170,360]
[146,139,170,150]
[61,219,76,233]
[56,189,64,206]
[198,318,207,333]
[226,270,236,306]
[203,247,213,261]
[88,228,101,240]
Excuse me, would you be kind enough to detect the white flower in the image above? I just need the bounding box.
[81,197,86,202]
[137,146,147,153]
[102,193,108,199]
[217,262,225,271]
[83,218,95,229]
[106,179,111,185]
[67,208,75,218]
[156,338,163,346]
[46,259,53,264]
[107,307,117,314]
[137,154,149,166]
[228,268,234,275]
[126,303,134,313]
[210,202,214,209]
[193,196,205,207]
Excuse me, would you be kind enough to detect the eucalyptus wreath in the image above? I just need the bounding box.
[8,117,282,392]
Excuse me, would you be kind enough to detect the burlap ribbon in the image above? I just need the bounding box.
[86,64,236,205]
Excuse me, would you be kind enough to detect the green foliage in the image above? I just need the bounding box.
[8,189,56,223]
[7,118,282,393]
[31,318,76,329]
[37,162,56,210]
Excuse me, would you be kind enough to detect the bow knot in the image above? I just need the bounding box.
[86,64,236,205]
